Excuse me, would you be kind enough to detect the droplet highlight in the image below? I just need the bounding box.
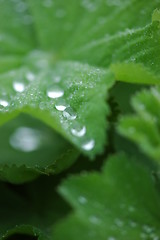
[55,99,67,111]
[63,107,77,120]
[47,86,64,99]
[0,99,9,108]
[71,125,86,137]
[13,82,25,93]
[82,139,95,151]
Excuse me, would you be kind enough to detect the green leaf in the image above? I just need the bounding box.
[118,86,160,164]
[0,176,70,239]
[0,0,36,54]
[0,114,78,184]
[52,153,160,240]
[0,57,114,157]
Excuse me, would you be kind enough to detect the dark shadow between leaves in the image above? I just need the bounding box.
[5,234,37,240]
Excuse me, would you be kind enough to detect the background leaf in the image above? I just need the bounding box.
[52,153,160,240]
[118,86,160,164]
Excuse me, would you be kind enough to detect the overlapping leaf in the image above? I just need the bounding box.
[52,153,160,240]
[0,176,70,239]
[118,86,160,164]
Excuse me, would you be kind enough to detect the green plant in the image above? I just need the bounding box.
[0,0,160,239]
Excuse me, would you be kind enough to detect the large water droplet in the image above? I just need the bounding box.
[82,139,95,151]
[63,107,77,120]
[13,82,25,93]
[47,86,64,99]
[10,127,41,152]
[71,124,86,137]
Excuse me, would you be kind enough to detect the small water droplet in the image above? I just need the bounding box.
[71,124,86,137]
[0,99,9,108]
[26,72,35,81]
[10,127,41,152]
[63,107,77,120]
[89,216,101,225]
[55,99,67,111]
[108,237,116,240]
[129,220,137,228]
[114,218,124,227]
[78,196,87,204]
[82,139,95,151]
[54,76,61,83]
[13,82,25,93]
[15,2,28,12]
[47,86,64,99]
[43,0,53,7]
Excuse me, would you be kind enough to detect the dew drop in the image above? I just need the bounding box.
[13,82,25,93]
[82,139,95,151]
[63,107,77,120]
[10,127,41,152]
[55,105,66,111]
[78,196,87,204]
[114,218,124,227]
[47,86,64,99]
[26,72,35,81]
[108,237,116,240]
[0,99,9,108]
[15,2,28,12]
[55,99,67,111]
[71,124,86,137]
[54,76,61,83]
[43,0,53,7]
[89,216,101,225]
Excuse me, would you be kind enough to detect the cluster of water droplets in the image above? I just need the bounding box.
[46,75,95,152]
[0,69,36,113]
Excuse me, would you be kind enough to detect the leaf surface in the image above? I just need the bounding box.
[52,153,160,240]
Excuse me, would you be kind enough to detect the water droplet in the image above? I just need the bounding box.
[54,76,61,83]
[108,237,116,240]
[55,99,67,111]
[47,86,64,99]
[15,2,28,12]
[13,82,25,93]
[43,0,53,7]
[78,196,87,204]
[129,220,137,228]
[89,216,101,225]
[114,218,124,227]
[143,225,154,234]
[0,99,9,109]
[63,107,77,120]
[71,124,86,137]
[26,72,35,81]
[82,139,95,151]
[10,127,41,152]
